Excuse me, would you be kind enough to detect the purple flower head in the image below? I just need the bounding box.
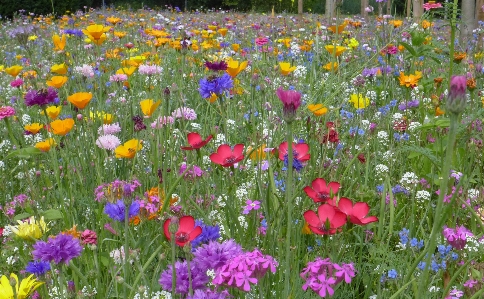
[25,260,51,276]
[204,60,228,71]
[446,75,467,115]
[198,74,233,99]
[159,260,209,294]
[187,289,231,299]
[242,200,261,214]
[276,87,301,123]
[32,234,82,264]
[191,220,220,249]
[443,225,473,250]
[24,87,58,107]
[104,200,140,222]
[193,239,243,271]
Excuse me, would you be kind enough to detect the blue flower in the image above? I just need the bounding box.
[25,260,51,276]
[104,200,140,222]
[191,220,220,249]
[198,74,233,99]
[399,228,410,245]
[387,269,398,279]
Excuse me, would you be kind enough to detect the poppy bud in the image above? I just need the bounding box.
[446,75,467,115]
[168,216,179,235]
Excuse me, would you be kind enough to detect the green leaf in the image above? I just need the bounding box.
[5,147,44,160]
[418,118,450,130]
[13,212,32,221]
[399,42,417,56]
[40,209,63,220]
[399,145,440,167]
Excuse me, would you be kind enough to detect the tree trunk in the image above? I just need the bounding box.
[361,0,368,20]
[460,0,476,43]
[298,0,303,15]
[326,0,333,21]
[386,0,392,15]
[406,0,412,18]
[476,0,484,26]
[413,0,423,19]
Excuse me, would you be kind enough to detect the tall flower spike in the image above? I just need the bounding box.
[446,75,467,115]
[276,87,301,123]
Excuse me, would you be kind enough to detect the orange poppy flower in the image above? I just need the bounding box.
[218,28,228,37]
[35,138,56,152]
[50,118,74,136]
[46,76,68,88]
[82,24,111,41]
[308,104,328,116]
[322,62,338,72]
[327,22,347,34]
[52,34,67,51]
[115,139,143,159]
[116,67,137,76]
[435,106,445,116]
[279,62,296,76]
[325,45,347,57]
[399,71,422,88]
[106,16,122,25]
[226,60,248,78]
[24,123,43,134]
[67,92,93,109]
[140,99,161,117]
[45,106,62,120]
[5,65,23,77]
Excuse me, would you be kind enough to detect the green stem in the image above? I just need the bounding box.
[4,118,20,148]
[171,232,176,299]
[283,123,294,298]
[123,203,130,299]
[447,0,459,86]
[417,113,458,294]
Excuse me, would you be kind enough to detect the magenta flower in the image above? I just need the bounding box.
[423,2,443,10]
[242,200,260,214]
[333,263,356,284]
[446,75,467,114]
[443,225,473,250]
[0,106,15,120]
[276,87,301,123]
[316,273,336,297]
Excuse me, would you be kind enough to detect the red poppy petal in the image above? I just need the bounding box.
[189,226,202,241]
[337,197,354,216]
[303,210,320,227]
[303,186,318,201]
[352,202,370,218]
[312,178,327,193]
[331,211,348,228]
[203,135,213,144]
[178,215,195,232]
[295,143,309,156]
[357,216,379,225]
[308,225,328,235]
[317,204,336,222]
[163,219,171,240]
[278,142,288,160]
[328,182,340,195]
[187,132,202,146]
[210,153,224,165]
[217,144,233,157]
[232,144,245,157]
[298,154,311,162]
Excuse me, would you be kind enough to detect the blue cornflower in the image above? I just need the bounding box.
[399,228,410,245]
[417,261,426,270]
[387,269,398,279]
[104,200,140,222]
[349,127,358,135]
[431,259,440,272]
[376,185,384,193]
[25,260,51,276]
[389,99,398,106]
[440,260,447,270]
[198,74,233,99]
[358,128,365,135]
[191,220,220,249]
[392,184,409,195]
[63,29,84,37]
[451,252,458,260]
[410,238,419,247]
[283,153,304,172]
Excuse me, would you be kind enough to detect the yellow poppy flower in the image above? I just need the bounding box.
[308,104,328,116]
[116,67,137,76]
[106,16,122,25]
[115,139,143,159]
[5,65,23,77]
[52,34,67,51]
[46,76,68,88]
[44,106,62,120]
[349,94,370,109]
[24,123,43,135]
[325,45,347,57]
[82,24,111,40]
[113,31,127,38]
[231,43,240,52]
[218,28,228,37]
[322,62,338,71]
[89,111,113,124]
[50,118,75,136]
[35,138,56,152]
[279,62,296,76]
[226,59,248,78]
[9,216,48,240]
[51,63,68,75]
[0,273,43,299]
[140,99,161,117]
[247,144,267,161]
[67,92,92,109]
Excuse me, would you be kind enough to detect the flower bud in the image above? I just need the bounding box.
[446,75,467,115]
[168,216,179,235]
[276,87,301,123]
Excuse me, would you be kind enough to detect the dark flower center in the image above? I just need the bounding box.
[175,232,189,243]
[224,156,236,164]
[316,193,330,200]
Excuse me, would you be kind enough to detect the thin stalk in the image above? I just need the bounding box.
[171,232,176,299]
[282,123,294,298]
[123,204,130,299]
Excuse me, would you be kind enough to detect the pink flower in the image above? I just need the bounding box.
[80,229,97,245]
[276,87,301,122]
[96,134,121,150]
[243,200,260,214]
[255,37,269,46]
[335,197,379,225]
[423,2,443,10]
[0,106,16,120]
[210,144,244,167]
[10,78,24,88]
[446,75,467,114]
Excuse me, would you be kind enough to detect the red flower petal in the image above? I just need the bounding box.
[232,144,245,158]
[178,215,196,232]
[163,219,171,240]
[352,202,370,219]
[303,186,318,201]
[317,204,336,223]
[303,210,320,227]
[331,210,348,228]
[337,197,354,216]
[278,142,288,161]
[188,225,202,241]
[187,132,202,146]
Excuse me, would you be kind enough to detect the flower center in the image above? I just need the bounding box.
[175,232,189,243]
[224,156,236,164]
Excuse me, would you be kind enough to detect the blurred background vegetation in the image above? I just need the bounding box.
[0,0,407,18]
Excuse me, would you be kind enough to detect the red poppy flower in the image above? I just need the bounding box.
[181,132,213,150]
[276,141,310,162]
[303,178,340,203]
[336,197,378,225]
[322,122,339,144]
[303,204,347,235]
[163,215,202,247]
[210,144,244,167]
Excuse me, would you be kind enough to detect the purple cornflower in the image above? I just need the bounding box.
[192,239,243,270]
[187,289,231,299]
[24,87,58,107]
[104,200,140,222]
[198,74,233,99]
[443,225,473,250]
[191,220,220,249]
[32,234,82,264]
[63,29,84,37]
[159,260,209,294]
[25,260,51,276]
[204,60,228,71]
[242,200,260,214]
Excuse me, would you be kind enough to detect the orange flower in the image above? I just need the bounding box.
[218,28,228,37]
[62,225,81,238]
[140,99,161,117]
[325,45,346,57]
[421,20,433,29]
[389,20,403,28]
[453,52,466,63]
[51,63,68,75]
[226,60,248,78]
[106,16,122,25]
[308,104,328,116]
[50,118,74,136]
[322,62,338,72]
[46,76,68,88]
[116,67,136,76]
[35,138,56,152]
[115,139,143,159]
[67,92,92,109]
[24,123,43,134]
[327,22,347,34]
[435,106,445,116]
[398,71,422,88]
[82,24,111,40]
[52,34,67,51]
[45,106,62,120]
[279,62,296,76]
[231,43,240,52]
[23,70,37,78]
[113,31,127,38]
[5,65,23,77]
[467,78,476,90]
[247,144,267,161]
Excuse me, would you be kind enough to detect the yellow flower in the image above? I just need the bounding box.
[52,34,67,51]
[46,76,68,88]
[218,28,228,37]
[24,123,43,135]
[50,118,75,136]
[279,62,296,76]
[325,45,347,57]
[399,71,422,88]
[231,43,240,52]
[347,38,359,49]
[35,138,56,152]
[5,65,23,77]
[115,139,143,159]
[67,92,92,109]
[308,104,328,116]
[82,24,111,40]
[0,273,43,299]
[113,31,127,38]
[51,63,68,75]
[349,94,370,109]
[322,62,338,71]
[106,16,122,25]
[45,106,62,120]
[140,99,161,117]
[226,59,248,78]
[208,93,218,103]
[247,144,267,161]
[88,111,113,124]
[28,35,38,41]
[116,67,137,76]
[9,216,48,240]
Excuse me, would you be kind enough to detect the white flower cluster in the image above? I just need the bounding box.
[235,187,248,200]
[408,122,421,132]
[293,65,307,78]
[377,131,389,145]
[238,215,248,229]
[134,288,171,299]
[392,113,404,122]
[109,247,126,265]
[415,190,431,202]
[366,90,377,101]
[375,164,389,176]
[464,236,484,253]
[214,133,226,146]
[468,189,480,200]
[400,172,419,187]
[226,119,236,129]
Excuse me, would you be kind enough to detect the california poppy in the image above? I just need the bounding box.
[181,132,212,150]
[115,139,143,159]
[46,76,68,88]
[45,106,62,120]
[163,216,202,247]
[327,22,347,34]
[398,71,422,88]
[325,45,347,57]
[226,59,248,78]
[279,62,296,76]
[210,144,244,167]
[24,123,43,135]
[51,63,68,75]
[5,65,23,77]
[140,99,161,117]
[52,34,67,51]
[308,103,328,116]
[303,178,340,203]
[82,24,111,41]
[303,204,347,235]
[50,118,74,136]
[35,138,56,152]
[336,197,378,225]
[67,92,92,109]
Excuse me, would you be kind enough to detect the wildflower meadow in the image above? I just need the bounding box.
[1,1,484,298]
